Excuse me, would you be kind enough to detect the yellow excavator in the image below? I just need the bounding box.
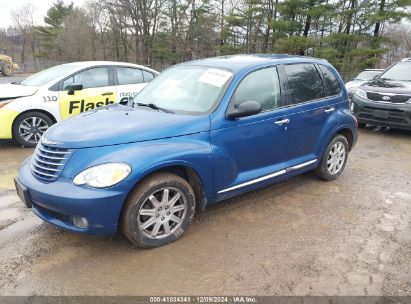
[0,54,19,76]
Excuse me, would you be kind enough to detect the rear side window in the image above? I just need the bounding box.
[232,67,281,112]
[143,70,155,82]
[116,67,144,85]
[318,65,341,96]
[284,64,325,104]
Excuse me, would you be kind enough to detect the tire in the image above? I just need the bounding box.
[12,111,54,148]
[121,172,196,248]
[315,134,349,181]
[1,62,13,76]
[358,122,366,128]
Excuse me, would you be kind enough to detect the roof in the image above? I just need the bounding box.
[182,54,326,73]
[61,61,159,73]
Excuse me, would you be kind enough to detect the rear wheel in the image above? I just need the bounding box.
[315,134,349,181]
[12,111,53,148]
[1,62,13,76]
[121,172,196,248]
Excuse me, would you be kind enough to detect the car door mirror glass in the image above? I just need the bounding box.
[227,100,262,119]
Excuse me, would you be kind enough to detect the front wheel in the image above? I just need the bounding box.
[121,172,196,248]
[315,134,349,181]
[12,111,53,148]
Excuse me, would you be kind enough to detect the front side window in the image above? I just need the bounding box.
[117,67,144,85]
[63,67,109,89]
[134,65,232,115]
[318,65,341,96]
[232,67,281,111]
[379,62,411,81]
[284,64,325,104]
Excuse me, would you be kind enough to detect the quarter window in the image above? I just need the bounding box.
[116,67,144,85]
[284,64,325,104]
[318,65,341,96]
[232,67,281,111]
[143,70,155,82]
[63,67,109,89]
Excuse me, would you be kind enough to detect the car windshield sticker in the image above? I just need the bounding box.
[198,69,232,87]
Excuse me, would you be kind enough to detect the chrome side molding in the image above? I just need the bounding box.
[218,159,317,194]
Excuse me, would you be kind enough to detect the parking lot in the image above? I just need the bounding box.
[0,120,410,295]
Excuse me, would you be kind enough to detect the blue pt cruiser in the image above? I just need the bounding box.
[15,55,358,248]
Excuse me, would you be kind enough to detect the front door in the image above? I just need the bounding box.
[59,67,117,119]
[211,66,289,197]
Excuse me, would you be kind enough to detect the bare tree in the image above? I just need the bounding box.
[55,8,95,61]
[10,4,36,71]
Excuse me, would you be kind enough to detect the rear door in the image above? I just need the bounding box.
[280,63,340,163]
[58,66,116,119]
[114,67,156,105]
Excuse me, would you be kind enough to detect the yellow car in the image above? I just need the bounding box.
[0,61,158,147]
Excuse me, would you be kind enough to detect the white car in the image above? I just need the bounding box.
[0,61,159,147]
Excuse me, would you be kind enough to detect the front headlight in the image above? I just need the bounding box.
[354,88,367,99]
[73,163,131,188]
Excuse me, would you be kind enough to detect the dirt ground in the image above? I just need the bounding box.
[0,126,409,296]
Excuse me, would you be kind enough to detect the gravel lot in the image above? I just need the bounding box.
[0,75,410,296]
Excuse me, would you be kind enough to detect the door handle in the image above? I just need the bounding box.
[101,92,114,96]
[325,107,335,113]
[274,118,290,125]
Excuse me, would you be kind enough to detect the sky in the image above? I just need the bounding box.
[0,0,86,28]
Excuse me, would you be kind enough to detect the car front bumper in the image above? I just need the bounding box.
[16,158,128,235]
[352,95,411,130]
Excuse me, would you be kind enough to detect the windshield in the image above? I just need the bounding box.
[133,65,233,115]
[355,71,381,81]
[379,62,411,81]
[20,64,80,86]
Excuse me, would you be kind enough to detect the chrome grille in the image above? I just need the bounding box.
[31,143,71,181]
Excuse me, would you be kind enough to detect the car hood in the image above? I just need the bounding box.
[0,83,39,99]
[345,80,365,90]
[361,78,411,93]
[44,105,210,149]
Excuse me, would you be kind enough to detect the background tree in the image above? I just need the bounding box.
[35,0,74,62]
[1,0,410,78]
[10,4,36,71]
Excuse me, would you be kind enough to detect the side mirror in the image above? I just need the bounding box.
[66,83,83,95]
[227,100,262,119]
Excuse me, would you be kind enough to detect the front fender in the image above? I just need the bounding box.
[62,132,214,203]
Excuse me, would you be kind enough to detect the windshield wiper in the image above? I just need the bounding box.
[136,102,175,114]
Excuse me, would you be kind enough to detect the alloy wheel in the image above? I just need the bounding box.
[19,117,49,144]
[138,187,187,239]
[327,141,346,175]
